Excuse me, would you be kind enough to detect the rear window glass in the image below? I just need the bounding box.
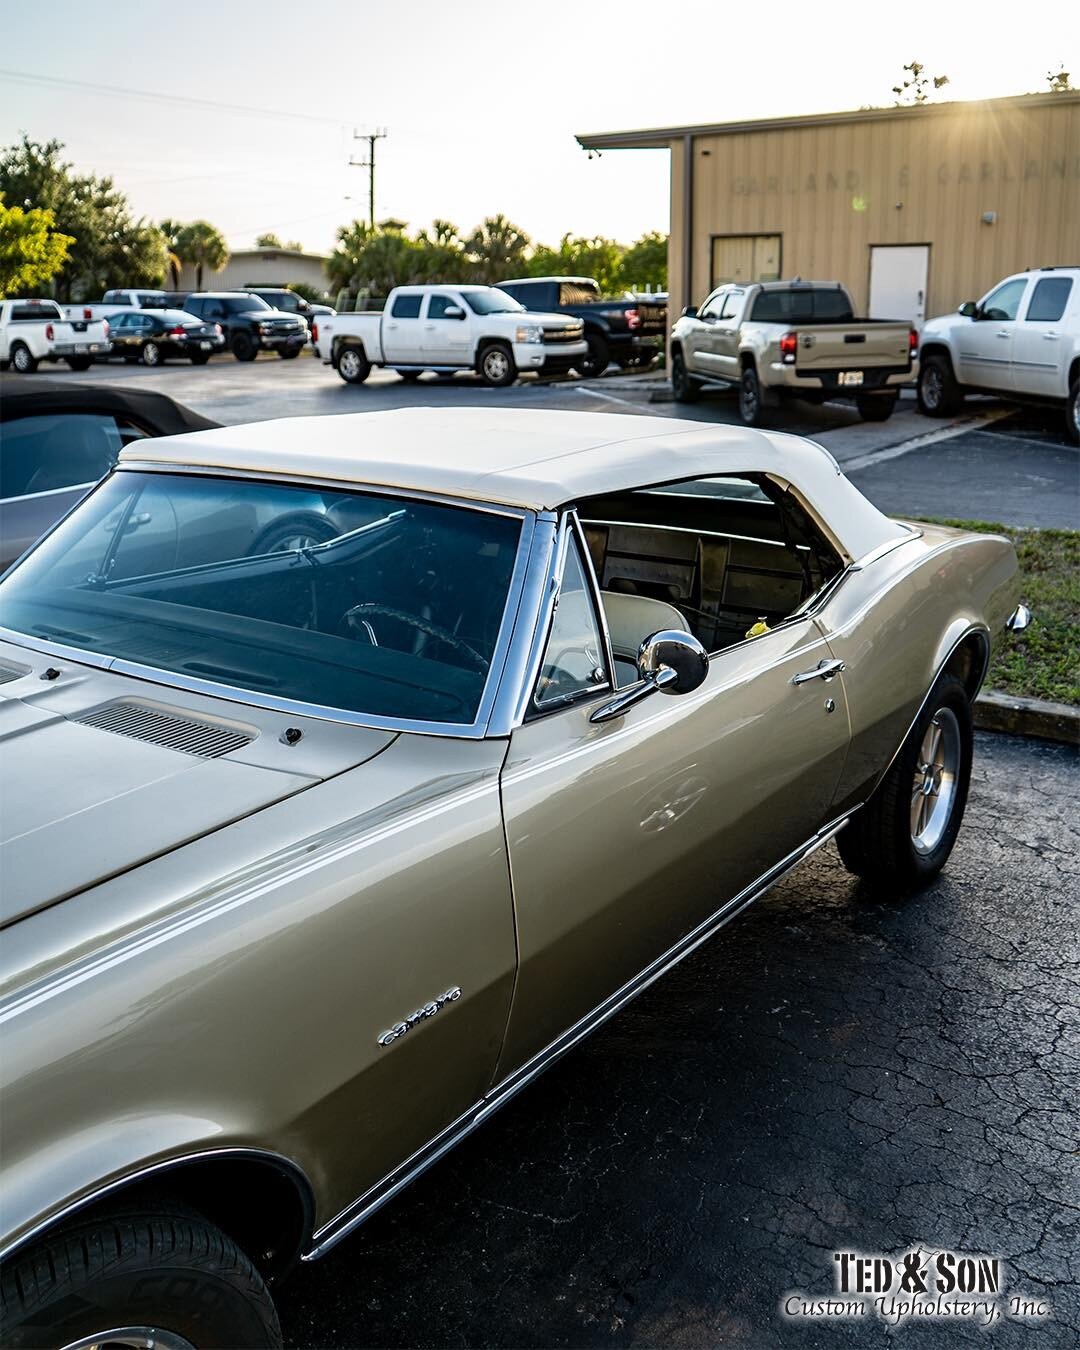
[10,303,62,322]
[750,289,854,324]
[559,282,601,305]
[0,414,138,500]
[391,293,423,318]
[1025,277,1072,323]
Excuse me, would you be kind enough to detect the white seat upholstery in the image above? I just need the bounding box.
[601,591,690,661]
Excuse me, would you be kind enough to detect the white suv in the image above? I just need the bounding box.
[917,267,1080,444]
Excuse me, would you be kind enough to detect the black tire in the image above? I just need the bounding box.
[141,341,163,367]
[738,364,766,426]
[231,332,257,362]
[855,393,898,422]
[337,344,371,384]
[671,351,701,403]
[1066,376,1079,447]
[189,351,211,365]
[917,353,963,417]
[577,334,610,379]
[0,1203,281,1349]
[396,369,422,382]
[10,342,37,374]
[279,345,301,359]
[250,511,338,554]
[477,342,516,388]
[836,671,973,892]
[65,355,93,371]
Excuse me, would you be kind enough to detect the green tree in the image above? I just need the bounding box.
[415,219,468,283]
[0,136,167,297]
[892,61,950,105]
[284,279,328,303]
[0,194,74,295]
[255,232,283,247]
[283,239,305,252]
[177,220,229,289]
[159,219,184,288]
[614,231,668,293]
[527,233,624,293]
[326,219,424,297]
[465,214,531,283]
[1047,65,1075,92]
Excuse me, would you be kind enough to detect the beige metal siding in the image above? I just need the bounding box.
[666,96,1080,325]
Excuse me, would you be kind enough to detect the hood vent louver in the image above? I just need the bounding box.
[72,701,255,758]
[0,662,30,686]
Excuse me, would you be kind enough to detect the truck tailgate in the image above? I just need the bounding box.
[794,322,911,371]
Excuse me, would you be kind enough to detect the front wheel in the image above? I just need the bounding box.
[836,671,972,892]
[231,332,257,362]
[576,334,610,379]
[738,365,766,426]
[671,352,701,403]
[0,1204,282,1348]
[279,345,301,359]
[65,356,93,371]
[478,343,516,388]
[855,393,898,422]
[337,345,371,384]
[189,351,211,365]
[10,342,37,374]
[917,353,963,417]
[1066,376,1079,446]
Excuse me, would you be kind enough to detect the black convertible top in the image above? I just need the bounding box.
[0,377,219,436]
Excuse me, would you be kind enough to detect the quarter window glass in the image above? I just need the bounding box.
[0,414,135,500]
[427,294,461,319]
[981,279,1027,321]
[534,535,607,709]
[698,291,725,320]
[1025,278,1072,323]
[391,293,423,318]
[717,290,744,320]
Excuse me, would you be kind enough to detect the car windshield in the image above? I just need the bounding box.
[463,289,523,315]
[0,472,523,726]
[226,295,272,313]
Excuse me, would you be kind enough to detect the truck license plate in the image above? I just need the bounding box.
[73,344,88,354]
[200,341,211,350]
[839,371,863,386]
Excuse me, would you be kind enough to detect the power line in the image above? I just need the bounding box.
[349,128,388,227]
[0,69,351,128]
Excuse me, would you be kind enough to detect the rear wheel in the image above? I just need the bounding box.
[279,345,301,359]
[738,364,766,426]
[337,345,370,384]
[10,342,37,374]
[917,353,963,416]
[140,341,162,367]
[65,356,93,372]
[396,369,422,382]
[576,334,610,379]
[231,332,257,362]
[478,342,516,388]
[1066,376,1079,446]
[855,393,898,421]
[671,351,700,403]
[0,1204,282,1349]
[836,671,972,892]
[189,351,211,365]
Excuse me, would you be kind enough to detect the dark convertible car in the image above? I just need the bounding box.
[0,379,218,570]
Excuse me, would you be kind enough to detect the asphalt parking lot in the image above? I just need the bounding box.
[273,732,1078,1348]
[58,353,1079,529]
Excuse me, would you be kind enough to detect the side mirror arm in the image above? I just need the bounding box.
[589,666,678,724]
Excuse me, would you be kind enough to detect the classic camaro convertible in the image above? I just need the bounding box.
[0,409,1026,1346]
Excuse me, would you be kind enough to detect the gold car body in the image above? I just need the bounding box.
[0,410,1019,1272]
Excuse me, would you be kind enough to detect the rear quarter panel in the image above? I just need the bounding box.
[816,525,1018,811]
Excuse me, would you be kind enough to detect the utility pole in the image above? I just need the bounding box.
[349,127,388,228]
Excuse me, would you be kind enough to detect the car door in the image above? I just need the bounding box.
[1011,275,1074,398]
[712,288,745,382]
[956,276,1030,391]
[687,288,728,376]
[495,515,850,1079]
[422,292,471,364]
[107,313,135,355]
[381,291,426,364]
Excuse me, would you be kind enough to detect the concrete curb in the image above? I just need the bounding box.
[975,690,1079,745]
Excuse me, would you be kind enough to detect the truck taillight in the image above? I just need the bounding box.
[625,307,641,330]
[311,321,318,342]
[102,319,110,337]
[45,323,54,341]
[909,329,919,356]
[779,331,797,362]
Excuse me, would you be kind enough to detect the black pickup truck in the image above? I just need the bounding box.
[497,277,666,377]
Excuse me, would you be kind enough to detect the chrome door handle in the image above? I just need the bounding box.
[792,658,846,685]
[996,331,1011,339]
[1042,332,1059,340]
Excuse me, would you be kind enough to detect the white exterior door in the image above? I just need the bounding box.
[869,245,929,327]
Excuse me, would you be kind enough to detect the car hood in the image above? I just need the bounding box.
[0,654,395,927]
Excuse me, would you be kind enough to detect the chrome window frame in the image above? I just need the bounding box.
[0,462,537,741]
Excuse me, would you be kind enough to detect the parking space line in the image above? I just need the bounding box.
[842,409,1015,473]
[573,386,651,411]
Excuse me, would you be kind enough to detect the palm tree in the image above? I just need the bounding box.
[255,232,282,248]
[465,214,530,284]
[176,220,228,289]
[159,219,184,288]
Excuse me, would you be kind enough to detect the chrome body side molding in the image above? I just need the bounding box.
[302,808,854,1261]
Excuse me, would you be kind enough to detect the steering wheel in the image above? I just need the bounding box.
[341,603,489,674]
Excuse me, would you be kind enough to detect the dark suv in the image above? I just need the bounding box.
[182,292,307,361]
[244,287,335,329]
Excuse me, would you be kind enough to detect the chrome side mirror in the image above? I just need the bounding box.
[590,630,709,724]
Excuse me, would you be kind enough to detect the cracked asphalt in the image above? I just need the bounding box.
[276,732,1079,1348]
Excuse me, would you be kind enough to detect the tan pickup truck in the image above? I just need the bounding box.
[670,281,918,425]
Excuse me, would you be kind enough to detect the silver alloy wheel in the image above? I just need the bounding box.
[12,343,31,372]
[923,364,943,409]
[911,706,961,854]
[739,371,758,422]
[59,1329,196,1350]
[339,348,363,380]
[142,342,161,366]
[483,348,509,381]
[1071,387,1080,436]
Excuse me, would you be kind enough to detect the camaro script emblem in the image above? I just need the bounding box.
[378,987,462,1047]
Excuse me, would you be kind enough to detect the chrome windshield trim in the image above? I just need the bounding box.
[1,481,95,505]
[0,472,539,739]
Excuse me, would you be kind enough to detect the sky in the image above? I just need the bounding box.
[1,0,1076,254]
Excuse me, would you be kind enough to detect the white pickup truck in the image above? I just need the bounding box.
[917,267,1080,444]
[0,299,111,374]
[314,284,587,386]
[64,289,172,326]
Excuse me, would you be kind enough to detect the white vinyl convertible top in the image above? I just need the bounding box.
[124,408,908,561]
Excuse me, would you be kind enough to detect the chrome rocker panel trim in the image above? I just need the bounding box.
[302,807,854,1260]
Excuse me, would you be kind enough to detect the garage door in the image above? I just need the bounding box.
[711,235,782,286]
